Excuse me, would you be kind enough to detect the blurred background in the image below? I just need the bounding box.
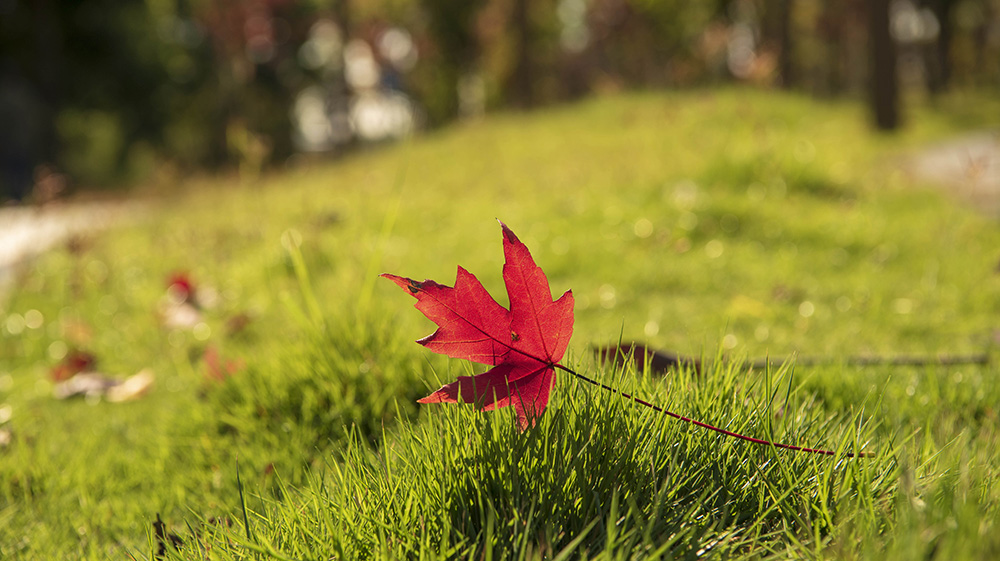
[0,0,998,201]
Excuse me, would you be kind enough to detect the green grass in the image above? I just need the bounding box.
[1,88,999,559]
[168,359,885,560]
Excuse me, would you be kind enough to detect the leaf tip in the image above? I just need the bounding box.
[382,273,424,295]
[497,220,519,244]
[417,381,459,404]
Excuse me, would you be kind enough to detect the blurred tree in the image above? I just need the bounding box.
[924,0,957,92]
[586,0,715,87]
[868,0,900,130]
[332,0,352,38]
[761,0,794,88]
[819,1,846,94]
[501,0,561,108]
[0,62,47,201]
[508,0,535,107]
[189,0,304,169]
[0,0,176,187]
[4,0,1000,196]
[419,0,486,121]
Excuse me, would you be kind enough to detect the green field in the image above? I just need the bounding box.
[2,89,999,559]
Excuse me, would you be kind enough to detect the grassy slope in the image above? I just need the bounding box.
[0,88,998,559]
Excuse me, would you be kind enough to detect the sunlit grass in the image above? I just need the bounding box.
[1,88,999,558]
[162,356,892,560]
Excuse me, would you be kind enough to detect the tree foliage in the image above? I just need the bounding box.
[1,0,998,196]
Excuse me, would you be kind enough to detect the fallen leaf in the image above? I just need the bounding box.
[50,350,97,382]
[225,313,253,336]
[106,369,155,402]
[595,342,703,375]
[167,272,197,304]
[53,369,154,402]
[52,372,118,400]
[383,222,573,429]
[203,346,244,382]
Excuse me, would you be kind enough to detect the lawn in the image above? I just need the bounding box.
[1,88,999,559]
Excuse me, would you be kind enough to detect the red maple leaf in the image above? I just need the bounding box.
[382,222,573,429]
[385,223,869,457]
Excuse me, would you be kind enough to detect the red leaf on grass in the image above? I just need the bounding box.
[167,272,196,302]
[50,350,97,382]
[382,222,573,429]
[203,345,245,383]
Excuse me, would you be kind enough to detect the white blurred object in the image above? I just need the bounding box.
[891,0,940,43]
[292,86,353,152]
[106,369,155,402]
[53,369,154,402]
[377,27,418,72]
[344,39,380,90]
[53,373,116,400]
[727,23,757,79]
[293,28,419,149]
[299,19,343,73]
[458,73,486,118]
[558,0,590,53]
[0,201,142,295]
[160,301,202,329]
[350,91,415,141]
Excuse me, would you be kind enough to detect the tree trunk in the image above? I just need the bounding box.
[334,0,352,42]
[868,0,899,130]
[777,0,794,88]
[509,0,534,108]
[29,0,61,163]
[925,0,954,93]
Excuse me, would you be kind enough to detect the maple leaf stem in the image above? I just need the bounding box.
[553,363,870,458]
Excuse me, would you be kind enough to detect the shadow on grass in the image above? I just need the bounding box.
[441,368,877,559]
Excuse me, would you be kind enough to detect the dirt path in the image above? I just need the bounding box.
[904,130,1000,218]
[0,201,142,295]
